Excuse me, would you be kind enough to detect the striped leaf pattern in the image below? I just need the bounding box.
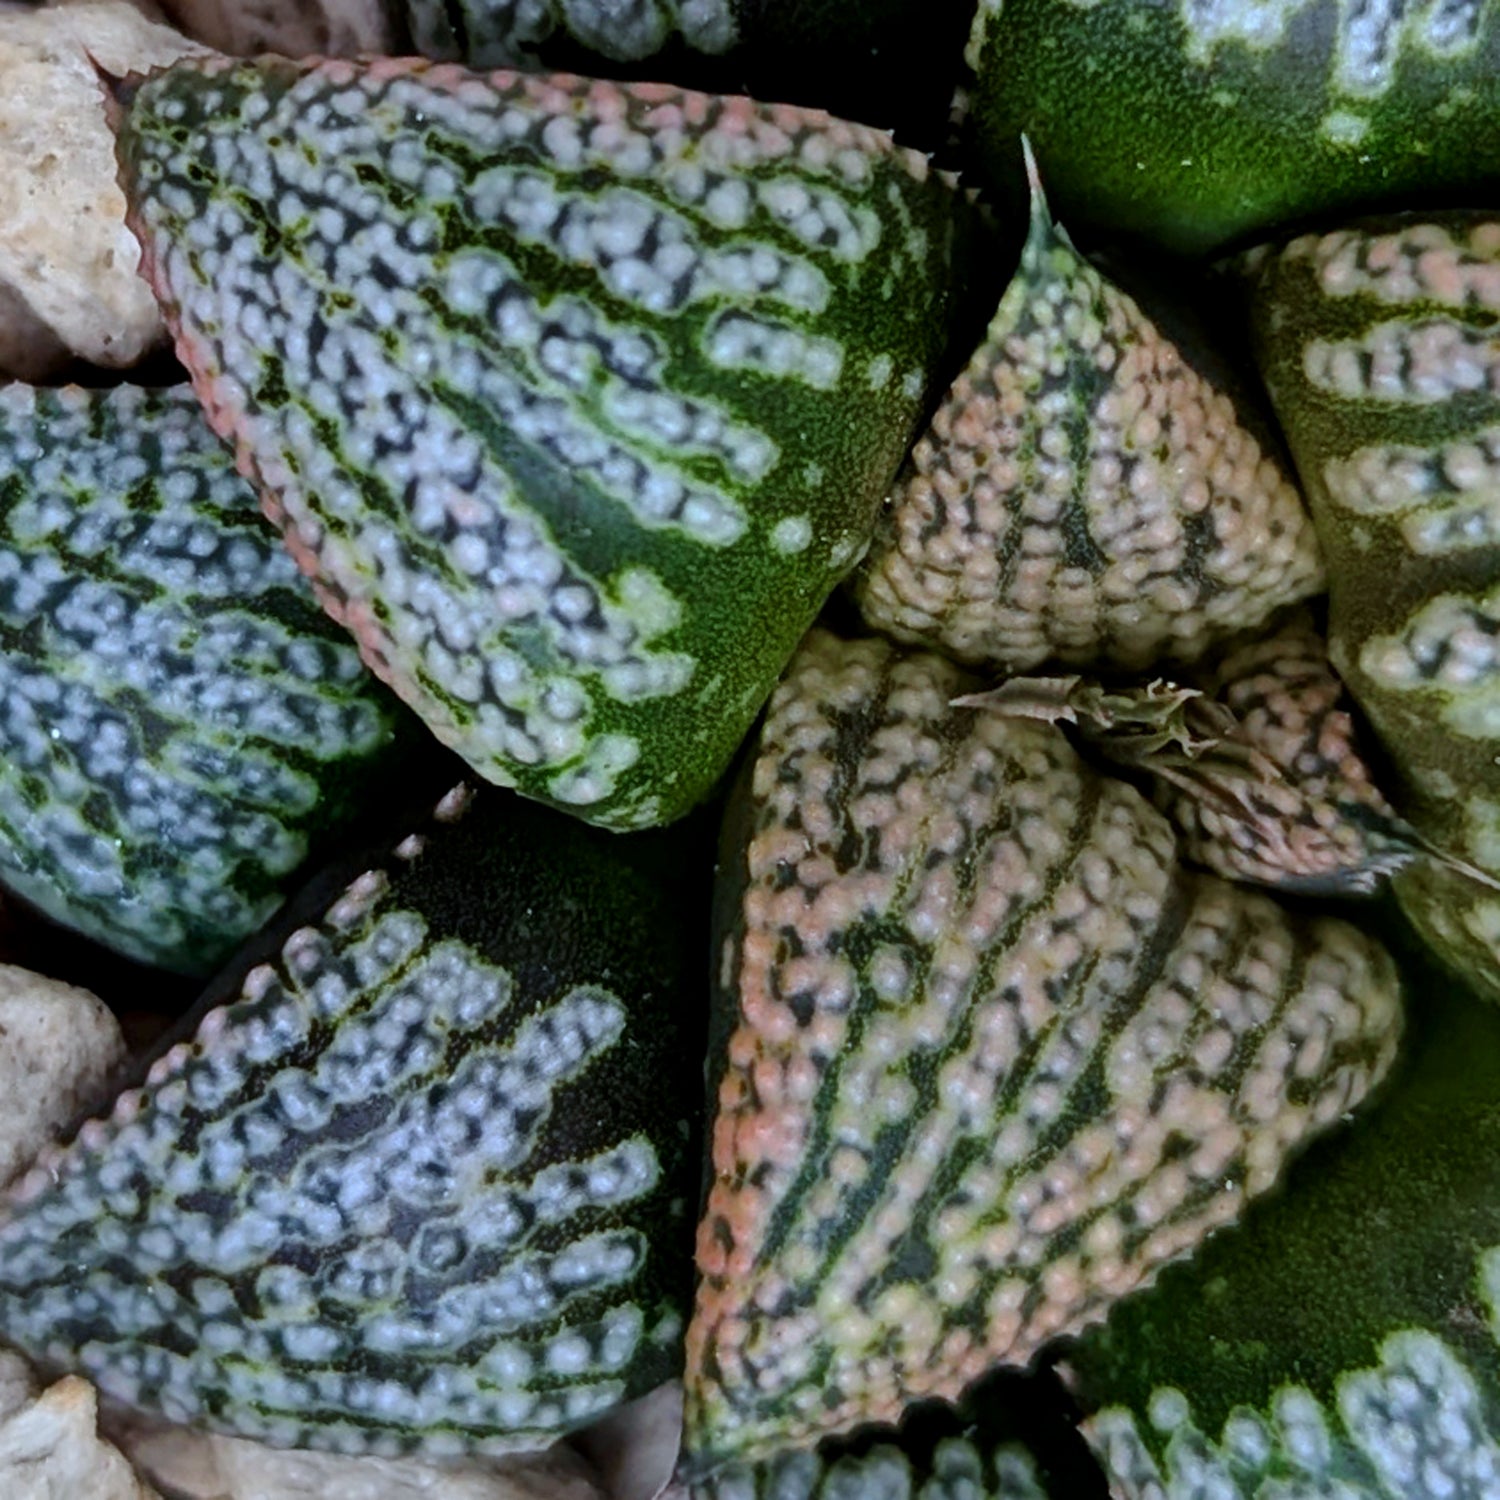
[695,1435,1054,1500]
[685,629,1402,1471]
[1244,217,1500,997]
[401,0,739,64]
[0,784,703,1455]
[851,158,1323,675]
[0,382,407,975]
[1065,972,1500,1500]
[117,56,978,830]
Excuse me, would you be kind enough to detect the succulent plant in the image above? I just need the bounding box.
[0,781,707,1455]
[0,381,411,975]
[685,1359,1117,1497]
[967,0,1500,256]
[0,6,1488,1492]
[684,628,1402,1472]
[1066,961,1500,1500]
[1148,616,1425,894]
[962,615,1433,896]
[115,53,981,832]
[400,0,741,65]
[694,1436,1055,1500]
[1243,215,1500,998]
[851,153,1324,675]
[394,0,974,149]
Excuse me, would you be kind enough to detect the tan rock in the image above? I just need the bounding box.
[120,1421,608,1500]
[0,963,126,1189]
[157,0,394,57]
[0,2,206,375]
[0,1375,160,1499]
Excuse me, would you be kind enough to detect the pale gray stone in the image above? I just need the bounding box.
[0,1376,160,1500]
[0,963,126,1190]
[0,3,206,374]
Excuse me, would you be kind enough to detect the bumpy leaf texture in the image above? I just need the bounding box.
[1154,616,1424,895]
[0,382,409,974]
[1245,216,1500,999]
[685,629,1402,1470]
[117,55,979,830]
[0,783,706,1456]
[852,159,1324,674]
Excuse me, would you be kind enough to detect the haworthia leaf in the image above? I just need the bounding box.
[691,1366,1102,1497]
[683,629,1402,1472]
[0,382,409,975]
[402,0,740,63]
[967,0,1500,256]
[1165,618,1439,895]
[695,1436,1055,1499]
[1243,217,1500,997]
[851,156,1323,675]
[117,56,980,831]
[1158,618,1420,894]
[396,1,975,152]
[963,618,1425,895]
[0,783,706,1455]
[1066,962,1500,1500]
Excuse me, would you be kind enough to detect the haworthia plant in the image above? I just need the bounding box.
[683,628,1403,1473]
[117,55,981,831]
[1066,961,1500,1499]
[396,1,975,150]
[401,0,741,63]
[962,617,1427,895]
[851,156,1323,675]
[695,1436,1055,1499]
[1244,216,1500,998]
[0,382,410,975]
[1157,617,1422,894]
[691,1367,1100,1499]
[0,782,706,1454]
[967,0,1500,256]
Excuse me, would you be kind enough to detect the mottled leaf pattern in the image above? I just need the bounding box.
[402,0,739,65]
[694,1435,1054,1500]
[0,382,408,974]
[0,784,704,1455]
[117,55,978,830]
[852,155,1322,676]
[1245,216,1500,997]
[684,629,1402,1471]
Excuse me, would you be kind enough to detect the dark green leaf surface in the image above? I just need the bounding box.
[968,0,1500,257]
[118,55,981,830]
[0,784,706,1455]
